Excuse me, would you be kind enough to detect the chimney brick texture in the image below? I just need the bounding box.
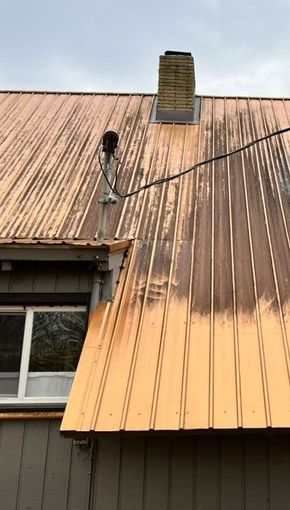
[157,54,195,111]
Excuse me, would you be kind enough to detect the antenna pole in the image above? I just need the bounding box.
[97,131,119,242]
[97,150,113,241]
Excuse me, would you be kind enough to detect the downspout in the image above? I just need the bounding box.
[89,270,102,314]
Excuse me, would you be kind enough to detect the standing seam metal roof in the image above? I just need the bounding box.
[1,92,290,430]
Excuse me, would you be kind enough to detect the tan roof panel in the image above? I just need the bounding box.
[1,92,290,430]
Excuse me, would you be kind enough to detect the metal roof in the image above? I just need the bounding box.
[0,238,129,251]
[1,92,290,431]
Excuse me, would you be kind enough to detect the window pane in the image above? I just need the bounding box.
[26,311,87,397]
[0,314,25,396]
[29,311,87,372]
[25,372,75,397]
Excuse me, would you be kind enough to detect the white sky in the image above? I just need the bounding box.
[0,0,290,97]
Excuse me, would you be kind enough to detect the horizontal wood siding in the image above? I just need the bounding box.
[1,422,290,509]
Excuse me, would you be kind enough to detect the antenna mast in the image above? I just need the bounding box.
[97,131,119,241]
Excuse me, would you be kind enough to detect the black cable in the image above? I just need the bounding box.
[113,155,121,190]
[98,148,122,194]
[98,125,290,199]
[98,147,116,192]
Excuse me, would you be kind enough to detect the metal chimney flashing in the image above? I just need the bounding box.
[156,106,194,123]
[151,96,201,125]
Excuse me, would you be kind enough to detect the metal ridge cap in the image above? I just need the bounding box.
[2,89,289,101]
[199,93,290,100]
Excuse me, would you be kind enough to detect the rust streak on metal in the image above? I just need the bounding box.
[225,98,242,427]
[237,98,271,426]
[180,118,201,429]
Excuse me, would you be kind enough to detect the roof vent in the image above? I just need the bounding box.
[156,51,196,123]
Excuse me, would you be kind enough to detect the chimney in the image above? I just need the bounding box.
[156,50,196,123]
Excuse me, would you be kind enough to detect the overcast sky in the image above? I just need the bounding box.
[0,0,289,97]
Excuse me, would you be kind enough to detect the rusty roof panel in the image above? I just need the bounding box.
[0,91,290,431]
[0,238,129,249]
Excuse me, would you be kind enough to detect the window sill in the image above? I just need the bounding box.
[0,397,68,404]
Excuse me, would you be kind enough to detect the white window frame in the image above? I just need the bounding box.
[0,305,87,405]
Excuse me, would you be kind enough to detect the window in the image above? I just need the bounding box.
[0,306,87,404]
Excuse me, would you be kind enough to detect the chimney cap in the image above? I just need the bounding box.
[164,50,192,57]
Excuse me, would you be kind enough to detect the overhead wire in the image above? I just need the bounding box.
[98,125,290,199]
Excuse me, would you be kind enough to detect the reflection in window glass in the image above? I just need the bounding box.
[0,314,25,395]
[29,311,87,372]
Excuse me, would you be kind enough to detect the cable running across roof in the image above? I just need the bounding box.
[99,125,290,199]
